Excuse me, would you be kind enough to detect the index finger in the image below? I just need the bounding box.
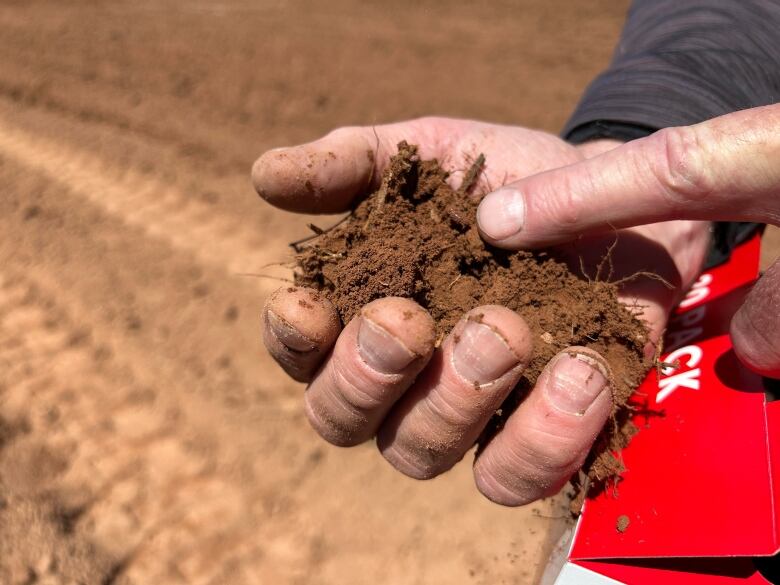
[476,104,780,249]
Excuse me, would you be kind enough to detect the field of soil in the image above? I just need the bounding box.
[1,2,777,584]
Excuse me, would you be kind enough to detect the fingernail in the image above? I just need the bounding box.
[266,309,316,352]
[358,317,416,374]
[452,321,520,385]
[548,353,609,415]
[477,188,525,241]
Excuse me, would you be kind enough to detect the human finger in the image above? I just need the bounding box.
[377,306,533,479]
[473,347,612,506]
[304,297,436,446]
[252,119,448,213]
[476,104,780,249]
[262,286,341,383]
[730,258,780,378]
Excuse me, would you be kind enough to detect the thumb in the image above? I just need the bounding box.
[477,104,780,249]
[730,258,780,378]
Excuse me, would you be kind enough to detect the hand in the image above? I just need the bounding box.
[253,118,710,505]
[475,105,780,378]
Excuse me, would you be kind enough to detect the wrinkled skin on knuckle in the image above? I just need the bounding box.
[424,388,479,429]
[304,391,369,447]
[381,430,454,480]
[474,431,579,505]
[474,446,557,506]
[329,361,389,412]
[304,359,388,446]
[380,394,476,480]
[654,126,714,207]
[474,463,532,506]
[534,170,586,232]
[392,450,441,480]
[407,419,468,475]
[518,426,587,479]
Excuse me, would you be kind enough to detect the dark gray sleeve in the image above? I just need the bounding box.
[563,0,780,139]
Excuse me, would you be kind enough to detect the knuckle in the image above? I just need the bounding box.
[330,364,386,411]
[380,436,444,480]
[474,463,527,506]
[523,437,578,476]
[474,433,579,506]
[407,427,460,472]
[532,170,586,230]
[655,126,713,205]
[395,449,441,480]
[426,386,478,429]
[513,425,584,478]
[380,412,467,479]
[304,369,388,446]
[304,393,366,447]
[474,453,547,506]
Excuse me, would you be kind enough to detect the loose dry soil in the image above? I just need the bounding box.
[296,142,648,484]
[1,2,778,584]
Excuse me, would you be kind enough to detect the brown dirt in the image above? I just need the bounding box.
[1,1,777,584]
[296,142,649,485]
[616,515,630,533]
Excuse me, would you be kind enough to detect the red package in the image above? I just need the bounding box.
[547,233,780,584]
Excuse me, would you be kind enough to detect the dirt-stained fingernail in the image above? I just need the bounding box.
[358,317,416,374]
[477,188,525,241]
[547,353,609,415]
[452,321,520,385]
[265,309,317,352]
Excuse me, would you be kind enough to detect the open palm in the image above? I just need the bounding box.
[253,117,710,505]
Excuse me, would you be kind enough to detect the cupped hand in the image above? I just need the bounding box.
[253,118,711,505]
[474,105,780,378]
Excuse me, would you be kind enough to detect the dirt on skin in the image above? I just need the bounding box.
[296,142,650,485]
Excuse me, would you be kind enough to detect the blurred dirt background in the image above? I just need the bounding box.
[1,1,777,584]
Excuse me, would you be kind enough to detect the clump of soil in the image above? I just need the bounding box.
[294,142,650,491]
[616,514,631,533]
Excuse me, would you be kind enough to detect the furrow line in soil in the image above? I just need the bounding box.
[0,118,271,277]
[0,133,325,580]
[0,269,295,584]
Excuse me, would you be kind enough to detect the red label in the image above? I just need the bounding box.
[571,233,779,560]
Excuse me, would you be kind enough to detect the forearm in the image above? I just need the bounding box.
[564,0,780,141]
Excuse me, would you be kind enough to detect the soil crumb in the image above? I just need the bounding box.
[295,141,650,488]
[616,514,630,533]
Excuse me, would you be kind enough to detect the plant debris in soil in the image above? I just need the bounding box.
[294,141,651,497]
